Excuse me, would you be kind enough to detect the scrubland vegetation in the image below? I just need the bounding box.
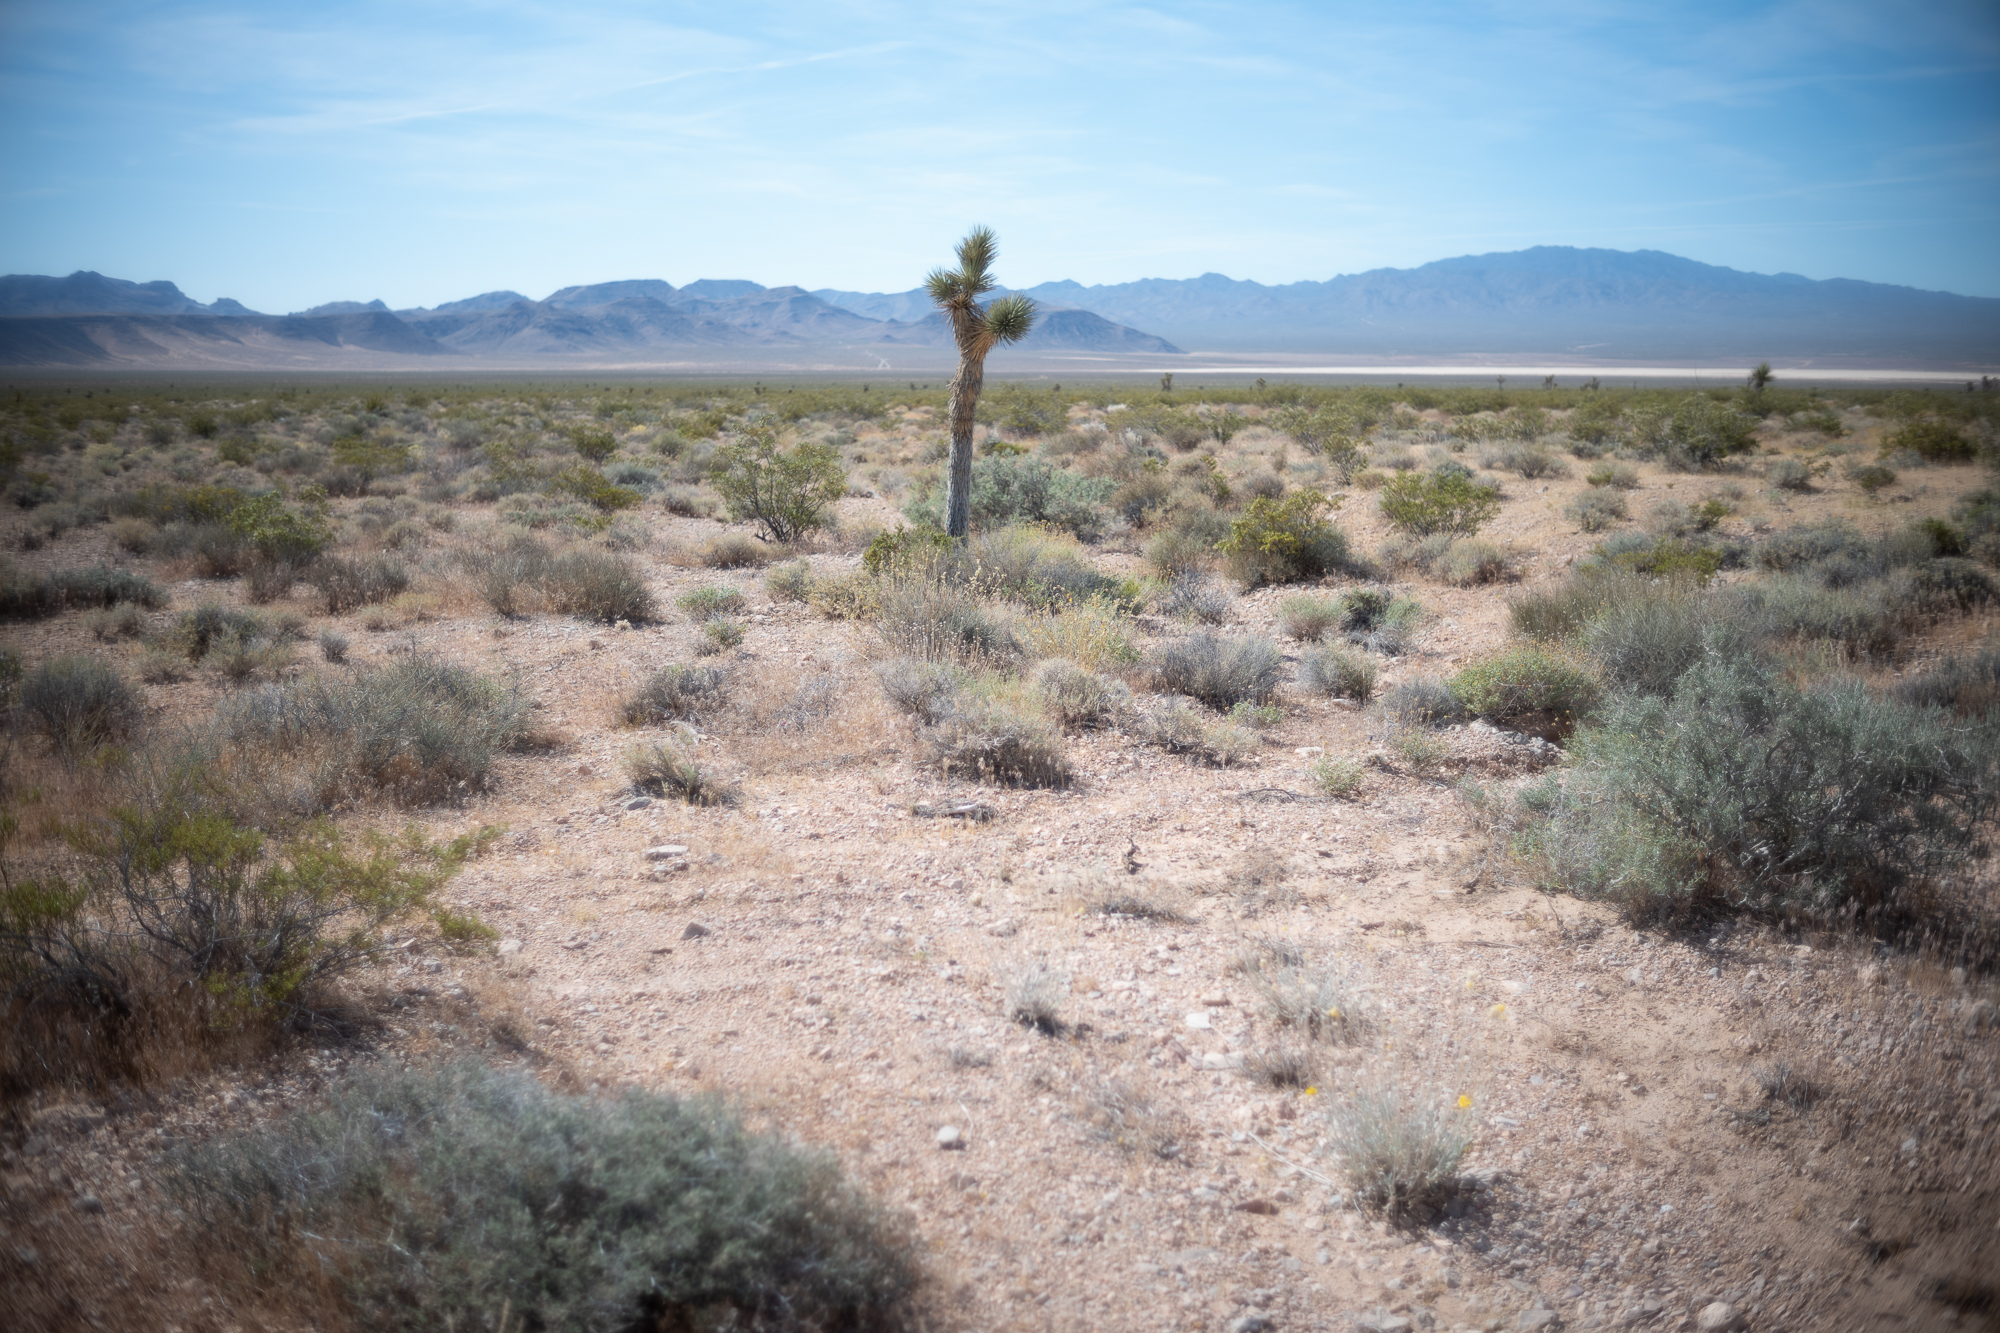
[3,373,1997,1330]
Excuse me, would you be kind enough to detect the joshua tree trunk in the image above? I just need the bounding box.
[926,227,1036,540]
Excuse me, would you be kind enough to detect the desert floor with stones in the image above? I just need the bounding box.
[2,381,1996,1333]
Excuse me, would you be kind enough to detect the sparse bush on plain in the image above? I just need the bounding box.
[876,577,1018,663]
[713,419,848,541]
[1883,418,1972,461]
[1566,486,1629,532]
[1379,677,1467,729]
[1149,631,1282,710]
[1377,470,1503,538]
[765,558,813,602]
[164,1061,920,1331]
[623,741,739,806]
[1159,570,1233,624]
[1309,754,1365,798]
[697,617,745,654]
[1449,643,1602,732]
[927,697,1070,787]
[310,553,412,614]
[699,532,778,568]
[1322,1066,1476,1222]
[1033,658,1131,731]
[677,584,747,620]
[622,663,728,725]
[1218,489,1351,586]
[997,955,1070,1034]
[1300,644,1376,702]
[21,656,144,752]
[1893,645,2000,717]
[874,657,961,725]
[1277,594,1343,642]
[317,629,350,663]
[1586,461,1641,489]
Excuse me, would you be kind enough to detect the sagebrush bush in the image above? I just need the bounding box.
[1586,461,1641,489]
[996,956,1070,1034]
[765,559,813,601]
[805,569,880,619]
[1449,643,1601,731]
[1309,754,1365,798]
[623,741,739,805]
[1299,645,1376,702]
[21,656,144,752]
[677,584,746,620]
[927,698,1070,787]
[876,578,1018,663]
[1522,654,2000,923]
[622,664,728,725]
[699,532,777,568]
[874,657,961,725]
[1150,631,1282,710]
[1894,645,2000,717]
[222,657,530,807]
[0,564,168,619]
[1379,677,1467,728]
[1436,539,1510,587]
[1277,594,1343,642]
[1241,957,1362,1041]
[1158,570,1233,624]
[311,553,412,614]
[1322,1067,1476,1222]
[1031,660,1130,732]
[1883,418,1972,461]
[1566,486,1629,533]
[903,455,1111,540]
[164,1061,920,1331]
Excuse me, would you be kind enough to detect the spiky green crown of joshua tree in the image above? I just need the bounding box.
[927,226,1036,537]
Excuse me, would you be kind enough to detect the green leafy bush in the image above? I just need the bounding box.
[164,1061,920,1331]
[1585,462,1641,489]
[903,455,1112,540]
[1884,418,1972,461]
[1218,489,1350,586]
[569,426,619,461]
[548,463,644,514]
[714,421,848,541]
[1149,632,1282,710]
[863,525,955,577]
[1658,396,1759,467]
[1846,462,1897,493]
[1448,643,1601,731]
[1376,471,1502,538]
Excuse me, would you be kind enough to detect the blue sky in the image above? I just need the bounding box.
[3,1,1996,312]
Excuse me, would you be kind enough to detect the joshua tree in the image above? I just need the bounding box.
[927,227,1036,538]
[1748,361,1775,393]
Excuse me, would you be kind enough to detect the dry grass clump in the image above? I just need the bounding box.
[876,578,1018,663]
[995,954,1070,1034]
[806,569,881,620]
[467,539,656,622]
[698,532,777,568]
[1137,698,1258,766]
[1299,644,1376,701]
[622,741,740,806]
[1016,597,1140,670]
[873,657,962,725]
[1321,1062,1478,1223]
[765,558,813,602]
[1239,951,1365,1043]
[309,553,412,614]
[1157,570,1233,624]
[1277,594,1343,642]
[1079,1075,1184,1159]
[676,584,746,620]
[620,664,728,725]
[0,563,168,619]
[1308,754,1365,798]
[1149,631,1281,710]
[927,698,1070,787]
[1032,658,1131,731]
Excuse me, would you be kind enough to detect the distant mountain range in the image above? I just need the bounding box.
[2,247,1996,369]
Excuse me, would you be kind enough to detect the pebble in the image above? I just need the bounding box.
[643,844,690,861]
[623,797,653,811]
[1964,998,1995,1036]
[1515,1309,1559,1330]
[936,1125,966,1151]
[497,938,523,956]
[681,922,711,940]
[1695,1301,1746,1332]
[985,918,1020,938]
[1233,1198,1277,1215]
[1354,1316,1411,1333]
[1184,1011,1213,1030]
[74,1195,104,1214]
[1228,1317,1275,1333]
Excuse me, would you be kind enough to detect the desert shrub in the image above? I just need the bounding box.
[1522,655,1999,923]
[224,491,335,567]
[317,629,350,663]
[1846,462,1897,493]
[1379,677,1466,728]
[1309,754,1365,798]
[1335,586,1424,652]
[862,525,956,578]
[765,559,813,602]
[660,483,714,517]
[1137,699,1256,765]
[1228,700,1283,728]
[1299,645,1376,702]
[222,657,530,807]
[84,603,148,642]
[545,548,655,622]
[1484,444,1567,479]
[1321,1067,1475,1222]
[622,741,739,806]
[1143,506,1232,577]
[1903,558,1997,615]
[996,956,1070,1034]
[1655,396,1759,468]
[1566,486,1628,532]
[1277,594,1343,642]
[164,1061,918,1331]
[621,664,728,726]
[876,578,1017,663]
[1449,643,1601,732]
[805,569,880,620]
[1219,489,1350,586]
[677,584,746,620]
[1766,457,1822,492]
[1756,521,1870,574]
[1377,471,1502,537]
[547,464,643,514]
[1158,570,1233,624]
[1718,576,1906,657]
[1150,632,1282,710]
[0,564,168,619]
[1586,461,1641,489]
[1016,597,1140,670]
[696,618,745,654]
[568,425,618,461]
[1241,957,1362,1041]
[310,553,412,614]
[962,526,1134,609]
[928,698,1070,787]
[904,455,1111,540]
[711,420,847,541]
[1033,659,1131,730]
[699,532,775,568]
[874,658,961,725]
[21,656,144,752]
[1590,533,1730,583]
[1578,585,1746,697]
[1436,539,1509,586]
[1884,418,1972,461]
[1894,646,2000,717]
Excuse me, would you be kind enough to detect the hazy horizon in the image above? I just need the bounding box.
[4,1,1997,313]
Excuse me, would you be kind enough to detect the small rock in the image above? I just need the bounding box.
[624,797,653,811]
[497,938,523,956]
[1229,1317,1275,1333]
[1201,1051,1242,1070]
[1515,1309,1560,1330]
[1233,1197,1278,1215]
[1184,1011,1212,1030]
[1950,966,1968,986]
[1200,993,1231,1006]
[1354,1316,1412,1333]
[1639,1239,1661,1257]
[644,844,690,861]
[1964,998,1996,1036]
[681,922,711,940]
[1859,963,1884,987]
[73,1195,104,1214]
[13,1245,38,1266]
[985,918,1019,938]
[1695,1301,1746,1332]
[421,957,443,973]
[936,1125,966,1151]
